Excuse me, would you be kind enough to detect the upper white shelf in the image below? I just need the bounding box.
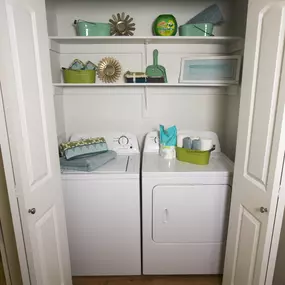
[53,83,233,87]
[49,36,244,46]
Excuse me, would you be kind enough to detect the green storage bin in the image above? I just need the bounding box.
[176,147,214,165]
[179,23,214,36]
[63,69,96,83]
[75,20,111,36]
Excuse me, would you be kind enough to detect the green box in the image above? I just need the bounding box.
[179,23,214,36]
[76,21,111,36]
[176,147,211,165]
[63,69,96,84]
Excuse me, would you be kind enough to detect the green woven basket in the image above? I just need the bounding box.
[176,147,214,165]
[63,69,96,83]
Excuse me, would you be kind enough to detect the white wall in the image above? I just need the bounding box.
[230,0,249,38]
[223,88,240,160]
[45,0,58,36]
[51,0,232,37]
[58,88,228,147]
[47,0,245,156]
[223,0,248,160]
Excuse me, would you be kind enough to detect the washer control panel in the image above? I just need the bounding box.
[112,134,139,154]
[70,132,139,154]
[118,135,129,146]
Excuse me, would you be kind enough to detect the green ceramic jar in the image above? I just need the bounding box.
[153,14,177,36]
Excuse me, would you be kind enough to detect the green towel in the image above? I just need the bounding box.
[60,150,117,172]
[60,137,108,160]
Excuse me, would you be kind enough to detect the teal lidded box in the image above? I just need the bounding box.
[74,20,111,36]
[179,23,214,36]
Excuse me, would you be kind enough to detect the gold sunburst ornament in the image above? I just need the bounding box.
[97,57,122,83]
[109,12,136,36]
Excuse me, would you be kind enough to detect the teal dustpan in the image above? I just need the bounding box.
[146,49,167,83]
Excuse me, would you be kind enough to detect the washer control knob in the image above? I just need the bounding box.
[118,135,129,146]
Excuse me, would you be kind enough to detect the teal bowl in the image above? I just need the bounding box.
[75,20,111,36]
[179,23,214,36]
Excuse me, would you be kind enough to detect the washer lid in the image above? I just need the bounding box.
[142,153,234,177]
[62,155,129,174]
[93,155,129,173]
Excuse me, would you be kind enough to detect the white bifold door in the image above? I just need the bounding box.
[223,1,285,285]
[0,0,72,284]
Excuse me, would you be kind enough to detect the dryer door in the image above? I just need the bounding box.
[153,185,231,243]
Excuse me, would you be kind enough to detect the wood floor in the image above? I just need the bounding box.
[73,275,222,285]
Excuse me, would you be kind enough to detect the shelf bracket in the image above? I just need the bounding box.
[142,86,149,118]
[142,38,149,117]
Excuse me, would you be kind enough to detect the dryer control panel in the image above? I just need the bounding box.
[69,133,140,154]
[144,132,160,153]
[144,130,221,153]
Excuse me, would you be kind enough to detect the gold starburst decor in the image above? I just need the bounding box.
[109,12,136,36]
[97,57,122,83]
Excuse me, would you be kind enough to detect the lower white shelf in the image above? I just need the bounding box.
[53,83,233,87]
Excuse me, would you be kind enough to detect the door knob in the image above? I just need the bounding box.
[260,207,268,213]
[28,208,36,215]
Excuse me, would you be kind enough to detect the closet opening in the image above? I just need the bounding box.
[0,148,23,285]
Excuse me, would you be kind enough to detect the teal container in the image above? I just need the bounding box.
[75,20,111,36]
[179,23,214,36]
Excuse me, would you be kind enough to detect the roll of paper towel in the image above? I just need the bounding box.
[191,137,201,150]
[182,137,192,149]
[200,138,213,151]
[159,145,176,159]
[177,135,185,148]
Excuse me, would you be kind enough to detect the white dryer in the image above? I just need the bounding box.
[142,131,233,275]
[61,133,141,276]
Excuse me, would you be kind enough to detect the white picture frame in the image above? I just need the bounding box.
[179,55,242,85]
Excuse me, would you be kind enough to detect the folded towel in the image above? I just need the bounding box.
[60,137,108,160]
[60,150,117,172]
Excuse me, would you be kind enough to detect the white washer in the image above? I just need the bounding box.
[62,133,141,276]
[142,131,234,275]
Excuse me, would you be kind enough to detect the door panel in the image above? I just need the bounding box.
[6,2,50,186]
[0,0,72,284]
[35,206,62,285]
[233,207,260,285]
[223,1,285,285]
[246,5,285,186]
[152,185,230,243]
